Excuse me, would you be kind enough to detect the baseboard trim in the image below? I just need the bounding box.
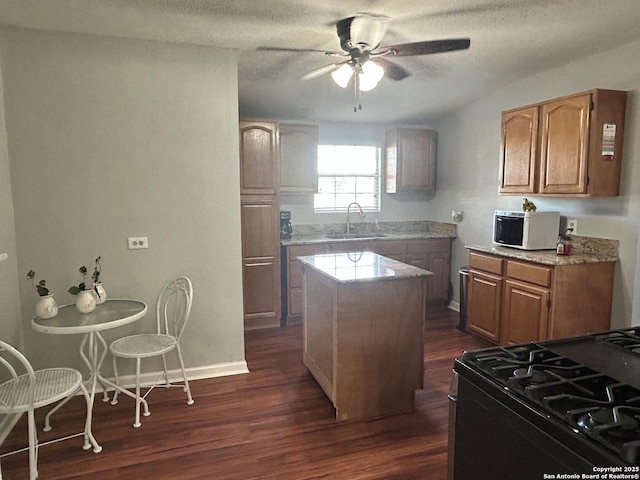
[106,360,249,391]
[448,301,460,313]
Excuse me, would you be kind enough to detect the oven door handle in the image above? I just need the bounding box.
[448,371,458,402]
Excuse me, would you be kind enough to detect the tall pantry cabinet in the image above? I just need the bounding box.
[239,120,281,330]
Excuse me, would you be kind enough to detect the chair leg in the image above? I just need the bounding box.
[134,357,141,428]
[110,356,120,405]
[43,391,74,432]
[161,353,170,387]
[27,409,37,480]
[78,383,102,453]
[175,344,194,405]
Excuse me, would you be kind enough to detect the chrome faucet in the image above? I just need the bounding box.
[346,202,366,234]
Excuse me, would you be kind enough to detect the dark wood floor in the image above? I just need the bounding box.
[0,310,487,479]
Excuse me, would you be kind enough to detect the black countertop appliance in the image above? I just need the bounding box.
[449,328,640,479]
[280,210,293,239]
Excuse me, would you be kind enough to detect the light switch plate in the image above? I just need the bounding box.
[128,237,148,249]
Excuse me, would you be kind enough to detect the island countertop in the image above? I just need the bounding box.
[298,251,433,284]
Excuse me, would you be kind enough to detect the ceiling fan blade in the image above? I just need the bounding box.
[257,46,345,57]
[301,61,349,80]
[374,58,411,81]
[377,38,471,57]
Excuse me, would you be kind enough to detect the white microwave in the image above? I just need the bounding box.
[493,210,560,250]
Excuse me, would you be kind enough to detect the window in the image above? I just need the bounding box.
[314,145,381,212]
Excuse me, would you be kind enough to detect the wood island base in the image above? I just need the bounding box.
[300,252,430,421]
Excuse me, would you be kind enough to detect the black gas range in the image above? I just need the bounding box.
[450,328,640,479]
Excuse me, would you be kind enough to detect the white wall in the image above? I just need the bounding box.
[430,39,640,328]
[0,55,21,347]
[0,27,247,376]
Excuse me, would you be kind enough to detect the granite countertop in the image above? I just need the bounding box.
[467,235,619,266]
[298,251,434,284]
[281,220,457,246]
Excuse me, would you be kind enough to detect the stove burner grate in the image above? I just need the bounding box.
[462,342,640,464]
[594,328,640,356]
[571,406,640,464]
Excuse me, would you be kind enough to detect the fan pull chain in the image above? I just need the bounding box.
[353,72,362,112]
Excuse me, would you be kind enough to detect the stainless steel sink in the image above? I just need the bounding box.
[326,232,390,239]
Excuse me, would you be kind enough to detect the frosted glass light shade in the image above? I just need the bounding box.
[331,63,354,88]
[358,61,384,92]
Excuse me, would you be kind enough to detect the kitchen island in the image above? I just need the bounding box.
[298,251,433,421]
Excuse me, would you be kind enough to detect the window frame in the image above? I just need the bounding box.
[313,144,381,213]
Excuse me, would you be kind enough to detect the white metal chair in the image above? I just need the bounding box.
[0,340,100,480]
[109,276,194,428]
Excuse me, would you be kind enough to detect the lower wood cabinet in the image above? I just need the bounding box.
[241,195,281,330]
[467,250,615,344]
[284,237,451,324]
[467,269,503,343]
[501,279,550,344]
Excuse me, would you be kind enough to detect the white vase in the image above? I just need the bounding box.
[93,282,107,305]
[35,294,58,319]
[76,289,97,314]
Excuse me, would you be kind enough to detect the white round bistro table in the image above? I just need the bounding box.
[32,299,148,450]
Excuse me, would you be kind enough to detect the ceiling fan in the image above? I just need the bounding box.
[258,13,471,111]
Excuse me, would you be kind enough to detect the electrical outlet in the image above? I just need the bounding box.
[128,237,148,250]
[567,219,578,235]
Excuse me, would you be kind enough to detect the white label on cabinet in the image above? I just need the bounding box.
[602,123,616,160]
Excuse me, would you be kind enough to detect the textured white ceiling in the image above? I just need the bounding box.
[1,0,640,124]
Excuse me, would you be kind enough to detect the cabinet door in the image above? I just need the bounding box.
[385,128,437,193]
[538,94,590,194]
[428,251,450,303]
[240,195,280,329]
[499,106,538,194]
[279,124,318,193]
[369,240,405,262]
[406,238,451,304]
[239,121,278,195]
[467,270,502,343]
[242,258,280,327]
[501,279,550,344]
[286,244,329,321]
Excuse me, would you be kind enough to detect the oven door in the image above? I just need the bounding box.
[493,214,524,247]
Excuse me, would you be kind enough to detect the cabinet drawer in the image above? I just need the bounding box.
[406,238,449,254]
[287,244,329,289]
[288,244,329,259]
[469,252,504,275]
[369,240,406,258]
[506,261,552,288]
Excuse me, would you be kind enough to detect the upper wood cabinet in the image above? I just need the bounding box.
[385,128,437,193]
[239,120,278,195]
[499,89,627,197]
[499,106,539,193]
[279,123,318,193]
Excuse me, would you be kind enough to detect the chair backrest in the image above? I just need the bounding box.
[0,340,35,411]
[156,276,193,342]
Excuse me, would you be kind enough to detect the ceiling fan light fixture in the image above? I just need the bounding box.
[358,60,384,92]
[331,63,354,88]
